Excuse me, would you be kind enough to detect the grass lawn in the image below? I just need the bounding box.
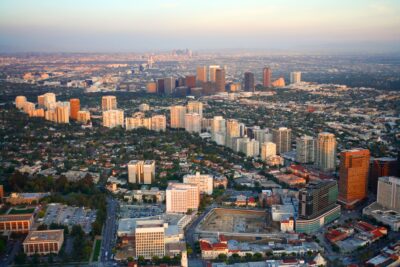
[8,208,35,214]
[92,239,102,262]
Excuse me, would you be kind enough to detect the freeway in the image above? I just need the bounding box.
[100,196,119,263]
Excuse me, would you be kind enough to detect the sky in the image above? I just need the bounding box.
[0,0,400,53]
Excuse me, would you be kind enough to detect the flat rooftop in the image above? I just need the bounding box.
[24,230,63,243]
[0,213,33,222]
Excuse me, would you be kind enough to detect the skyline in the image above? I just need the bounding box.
[1,0,400,53]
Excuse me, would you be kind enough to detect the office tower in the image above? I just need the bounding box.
[45,110,57,122]
[102,109,124,128]
[22,102,36,114]
[128,160,156,184]
[164,77,175,95]
[184,113,201,133]
[201,81,214,95]
[229,82,241,92]
[77,110,91,123]
[101,96,117,111]
[185,75,196,89]
[209,65,220,82]
[226,119,240,148]
[157,79,165,94]
[69,98,80,120]
[174,86,189,97]
[296,135,316,163]
[151,115,166,132]
[296,181,340,233]
[125,117,143,130]
[290,72,302,84]
[177,77,185,87]
[187,101,203,117]
[55,104,69,124]
[239,138,260,157]
[369,158,398,193]
[183,172,213,195]
[263,67,272,88]
[23,230,64,256]
[15,96,27,109]
[146,82,157,93]
[377,176,400,212]
[134,220,166,259]
[211,116,226,145]
[338,149,370,208]
[253,128,269,144]
[244,72,255,92]
[166,182,200,213]
[170,105,186,129]
[261,142,277,161]
[39,93,56,110]
[272,77,286,87]
[190,87,203,97]
[27,108,43,117]
[37,95,45,108]
[196,66,207,83]
[315,132,337,172]
[215,68,226,92]
[139,103,150,112]
[272,127,292,154]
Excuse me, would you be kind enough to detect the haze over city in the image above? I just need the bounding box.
[1,0,400,53]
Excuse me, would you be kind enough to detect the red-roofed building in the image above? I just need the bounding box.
[199,240,228,259]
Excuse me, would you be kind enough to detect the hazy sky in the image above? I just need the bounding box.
[1,0,400,53]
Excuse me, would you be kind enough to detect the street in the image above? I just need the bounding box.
[100,196,119,263]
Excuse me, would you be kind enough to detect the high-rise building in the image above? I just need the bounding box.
[185,75,196,89]
[261,142,277,161]
[37,95,45,108]
[338,149,370,208]
[239,138,260,158]
[164,77,176,95]
[183,172,213,195]
[226,119,240,149]
[101,96,117,111]
[272,127,292,154]
[128,160,156,184]
[15,96,27,109]
[166,182,200,213]
[209,65,220,82]
[315,132,337,172]
[244,72,255,92]
[151,115,166,132]
[102,109,124,128]
[296,181,341,234]
[184,113,201,133]
[55,104,69,124]
[22,102,36,114]
[290,72,302,84]
[77,110,90,123]
[23,230,64,256]
[170,105,186,129]
[215,68,225,92]
[134,220,166,259]
[69,98,80,120]
[296,135,316,163]
[201,81,214,95]
[377,176,400,212]
[146,82,157,93]
[263,67,272,88]
[157,79,165,94]
[187,101,203,118]
[42,93,56,110]
[272,77,286,87]
[196,66,207,83]
[0,185,4,200]
[369,158,399,193]
[211,116,226,145]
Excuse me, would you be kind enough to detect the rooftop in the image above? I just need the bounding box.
[24,230,63,243]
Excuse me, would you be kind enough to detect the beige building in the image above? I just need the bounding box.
[139,103,150,111]
[261,142,277,161]
[102,95,117,111]
[211,116,226,145]
[272,127,292,154]
[166,183,200,213]
[183,172,213,195]
[134,220,166,259]
[42,93,56,110]
[290,71,302,84]
[55,104,70,124]
[146,82,157,93]
[45,109,57,122]
[22,102,36,114]
[187,101,203,118]
[103,109,124,128]
[23,230,64,256]
[209,65,220,82]
[0,213,34,233]
[184,113,201,133]
[377,176,400,212]
[77,110,91,123]
[125,117,143,130]
[151,115,166,132]
[15,96,27,109]
[315,132,337,172]
[226,119,240,149]
[128,160,155,184]
[196,66,207,83]
[28,108,45,118]
[296,135,315,163]
[170,105,186,129]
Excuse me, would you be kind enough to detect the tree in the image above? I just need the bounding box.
[217,253,227,262]
[14,252,27,265]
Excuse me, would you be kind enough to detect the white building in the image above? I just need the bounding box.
[290,71,302,84]
[127,160,156,184]
[166,183,200,213]
[183,172,213,195]
[261,142,277,161]
[103,109,124,128]
[184,113,201,133]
